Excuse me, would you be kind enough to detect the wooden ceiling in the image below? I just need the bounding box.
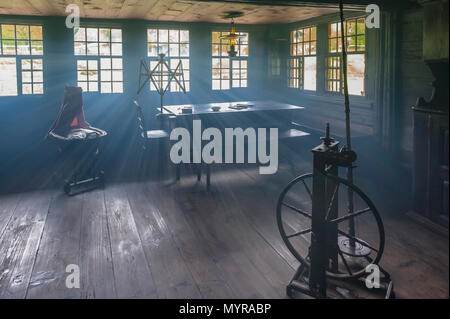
[0,0,348,24]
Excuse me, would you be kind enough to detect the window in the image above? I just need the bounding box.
[212,31,248,90]
[269,56,281,77]
[326,18,366,95]
[74,27,123,93]
[147,29,190,92]
[21,59,43,94]
[77,60,98,93]
[0,24,43,96]
[288,26,316,91]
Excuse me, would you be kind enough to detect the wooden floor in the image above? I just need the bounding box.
[0,162,448,299]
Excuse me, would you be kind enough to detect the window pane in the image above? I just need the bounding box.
[88,60,98,69]
[180,43,189,56]
[74,42,86,55]
[88,81,98,92]
[111,29,122,42]
[148,43,157,56]
[16,25,29,39]
[169,43,179,56]
[347,54,365,96]
[221,80,229,90]
[112,82,123,93]
[99,42,111,56]
[2,25,15,39]
[112,58,122,69]
[99,28,111,42]
[33,59,43,70]
[86,28,98,41]
[21,59,31,70]
[78,71,87,81]
[158,29,168,42]
[78,82,88,92]
[148,29,157,42]
[77,60,87,69]
[101,82,111,93]
[31,40,43,55]
[304,56,316,91]
[33,83,43,94]
[33,71,43,82]
[87,42,98,55]
[30,26,43,40]
[112,70,122,81]
[169,30,179,42]
[180,30,189,43]
[212,80,220,90]
[88,70,98,81]
[101,70,111,81]
[74,27,86,41]
[0,57,18,96]
[22,83,32,94]
[2,39,16,55]
[21,71,31,83]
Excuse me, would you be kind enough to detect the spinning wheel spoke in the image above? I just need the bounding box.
[287,228,312,239]
[282,202,312,219]
[337,247,353,276]
[301,179,312,200]
[329,207,371,224]
[325,183,340,220]
[337,229,378,252]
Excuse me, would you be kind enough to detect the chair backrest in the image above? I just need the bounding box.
[47,86,91,138]
[133,100,148,139]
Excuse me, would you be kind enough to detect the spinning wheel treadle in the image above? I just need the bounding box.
[338,236,371,257]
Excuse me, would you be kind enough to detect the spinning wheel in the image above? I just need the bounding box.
[277,172,385,279]
[276,0,393,298]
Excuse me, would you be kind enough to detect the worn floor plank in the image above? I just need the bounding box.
[171,175,284,298]
[79,189,117,298]
[27,191,83,298]
[0,190,53,299]
[0,192,22,240]
[148,181,236,298]
[103,184,158,298]
[125,182,201,298]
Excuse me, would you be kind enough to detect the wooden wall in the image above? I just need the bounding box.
[398,8,434,168]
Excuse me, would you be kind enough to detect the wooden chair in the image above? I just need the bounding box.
[133,100,171,178]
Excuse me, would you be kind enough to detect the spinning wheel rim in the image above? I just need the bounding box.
[276,172,385,279]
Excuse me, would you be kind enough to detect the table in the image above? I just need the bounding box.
[163,100,304,117]
[162,100,306,190]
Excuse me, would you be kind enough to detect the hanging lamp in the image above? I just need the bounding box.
[220,12,245,57]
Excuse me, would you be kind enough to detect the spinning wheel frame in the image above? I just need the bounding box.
[276,172,385,279]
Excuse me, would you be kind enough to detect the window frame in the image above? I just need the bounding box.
[211,30,249,90]
[147,28,190,93]
[73,26,124,94]
[0,23,44,96]
[325,17,367,96]
[288,25,317,91]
